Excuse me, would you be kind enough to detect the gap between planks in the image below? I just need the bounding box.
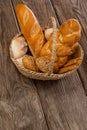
[10,0,20,33]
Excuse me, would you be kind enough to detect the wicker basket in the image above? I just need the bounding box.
[9,17,84,80]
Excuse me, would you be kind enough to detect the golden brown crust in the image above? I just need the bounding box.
[22,55,37,71]
[64,57,82,67]
[58,56,68,67]
[36,56,50,73]
[16,4,45,57]
[40,19,81,60]
[58,57,82,74]
[58,64,77,74]
[40,40,52,58]
[36,56,59,73]
[71,42,79,54]
[58,19,81,46]
[54,62,59,73]
[56,45,72,56]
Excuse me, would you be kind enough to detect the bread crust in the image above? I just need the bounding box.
[58,19,81,46]
[16,4,45,57]
[40,19,81,59]
[36,56,59,73]
[22,55,37,71]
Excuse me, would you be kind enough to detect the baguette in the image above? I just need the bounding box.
[16,4,45,57]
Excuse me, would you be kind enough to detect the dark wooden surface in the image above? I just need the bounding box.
[0,0,87,130]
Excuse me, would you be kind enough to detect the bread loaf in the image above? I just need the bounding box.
[40,19,81,58]
[16,4,45,57]
[11,36,28,59]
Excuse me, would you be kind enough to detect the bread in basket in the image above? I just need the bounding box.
[9,4,84,80]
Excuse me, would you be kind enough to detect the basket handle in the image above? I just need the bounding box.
[44,17,57,75]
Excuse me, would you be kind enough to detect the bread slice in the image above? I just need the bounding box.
[16,4,45,57]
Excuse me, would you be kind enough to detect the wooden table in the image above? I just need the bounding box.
[0,0,87,129]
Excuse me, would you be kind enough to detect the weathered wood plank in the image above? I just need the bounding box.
[0,0,48,130]
[51,0,87,94]
[69,0,87,94]
[35,73,87,130]
[10,0,87,129]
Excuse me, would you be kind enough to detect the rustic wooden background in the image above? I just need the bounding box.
[0,0,87,129]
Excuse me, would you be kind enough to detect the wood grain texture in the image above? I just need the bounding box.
[0,0,87,130]
[69,0,87,94]
[35,74,87,130]
[13,0,87,129]
[51,0,87,94]
[0,0,48,130]
[12,0,59,28]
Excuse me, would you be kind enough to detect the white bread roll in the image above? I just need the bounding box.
[11,36,28,59]
[45,28,53,40]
